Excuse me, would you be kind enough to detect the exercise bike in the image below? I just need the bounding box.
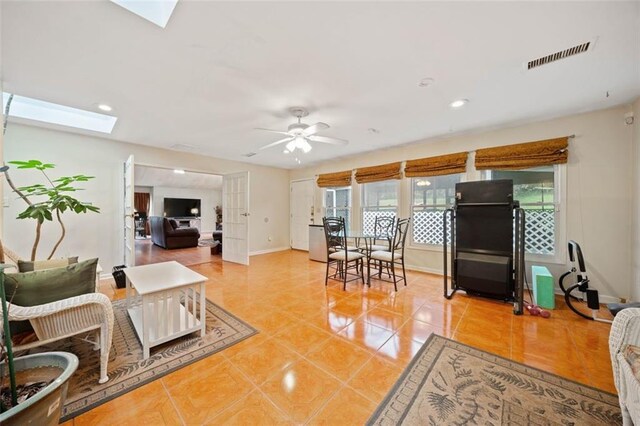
[558,240,612,323]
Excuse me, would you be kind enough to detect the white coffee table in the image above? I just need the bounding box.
[123,261,208,359]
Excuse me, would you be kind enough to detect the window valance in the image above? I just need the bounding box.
[404,152,468,177]
[316,170,353,188]
[475,137,569,170]
[355,162,402,184]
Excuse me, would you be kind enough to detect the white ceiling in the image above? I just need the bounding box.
[134,165,222,190]
[2,1,639,169]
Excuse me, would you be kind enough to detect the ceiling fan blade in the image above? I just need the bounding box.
[302,122,329,136]
[259,137,294,150]
[255,128,292,136]
[308,135,348,145]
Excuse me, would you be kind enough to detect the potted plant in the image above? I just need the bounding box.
[0,264,79,425]
[3,160,100,261]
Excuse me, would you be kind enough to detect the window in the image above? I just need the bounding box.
[324,187,351,230]
[411,174,461,245]
[361,180,398,234]
[483,166,559,256]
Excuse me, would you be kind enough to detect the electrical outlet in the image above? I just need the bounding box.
[268,236,272,242]
[3,197,9,208]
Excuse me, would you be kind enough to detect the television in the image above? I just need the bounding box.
[164,198,201,218]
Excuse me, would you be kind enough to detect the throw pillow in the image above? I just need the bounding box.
[169,219,179,229]
[17,256,79,272]
[5,258,98,335]
[624,344,640,380]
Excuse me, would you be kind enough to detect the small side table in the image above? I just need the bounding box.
[123,261,208,359]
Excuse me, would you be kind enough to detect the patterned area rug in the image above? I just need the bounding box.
[368,335,622,425]
[25,298,257,422]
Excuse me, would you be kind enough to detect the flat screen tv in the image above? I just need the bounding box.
[164,198,201,218]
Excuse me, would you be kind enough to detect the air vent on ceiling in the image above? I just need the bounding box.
[527,41,591,70]
[170,143,200,152]
[243,152,257,157]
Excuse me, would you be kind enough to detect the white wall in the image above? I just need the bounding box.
[152,186,221,234]
[632,97,640,302]
[291,105,635,302]
[3,123,291,274]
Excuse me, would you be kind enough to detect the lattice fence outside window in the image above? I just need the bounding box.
[325,208,351,232]
[412,208,451,245]
[362,208,396,235]
[523,208,555,255]
[410,207,554,254]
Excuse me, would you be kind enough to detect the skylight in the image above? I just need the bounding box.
[110,0,179,28]
[2,93,118,134]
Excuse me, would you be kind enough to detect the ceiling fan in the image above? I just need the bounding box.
[257,107,348,154]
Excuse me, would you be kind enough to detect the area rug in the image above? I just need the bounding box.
[368,335,622,425]
[198,238,219,247]
[25,297,257,421]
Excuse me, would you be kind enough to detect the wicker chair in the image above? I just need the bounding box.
[609,307,640,425]
[2,248,114,384]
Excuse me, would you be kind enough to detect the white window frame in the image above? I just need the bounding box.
[482,164,567,264]
[323,186,352,230]
[408,174,464,251]
[360,180,400,234]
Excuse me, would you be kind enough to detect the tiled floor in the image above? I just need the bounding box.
[70,249,615,425]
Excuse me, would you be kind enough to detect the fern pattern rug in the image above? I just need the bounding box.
[368,335,621,425]
[26,297,257,422]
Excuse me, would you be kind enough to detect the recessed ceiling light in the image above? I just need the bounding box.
[418,78,435,88]
[3,92,118,133]
[450,99,469,109]
[97,104,113,112]
[173,169,185,174]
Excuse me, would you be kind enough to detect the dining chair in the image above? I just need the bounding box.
[323,217,366,290]
[367,218,410,291]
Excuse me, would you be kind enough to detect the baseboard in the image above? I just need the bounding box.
[249,247,290,256]
[404,264,450,277]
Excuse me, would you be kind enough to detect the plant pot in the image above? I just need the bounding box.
[0,352,79,426]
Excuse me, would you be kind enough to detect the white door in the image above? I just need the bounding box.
[124,155,135,267]
[290,179,315,250]
[222,171,250,265]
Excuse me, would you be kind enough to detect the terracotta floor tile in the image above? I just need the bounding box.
[453,330,511,358]
[220,332,270,359]
[396,319,452,342]
[207,390,292,425]
[162,358,253,424]
[74,380,181,426]
[230,339,301,385]
[272,322,334,355]
[84,250,614,423]
[259,359,342,423]
[337,319,395,352]
[308,386,377,425]
[306,336,375,381]
[250,310,301,335]
[305,309,358,334]
[347,356,404,404]
[376,335,424,367]
[361,307,408,332]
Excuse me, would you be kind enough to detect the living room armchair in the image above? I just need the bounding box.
[4,293,114,384]
[610,307,640,425]
[150,216,200,249]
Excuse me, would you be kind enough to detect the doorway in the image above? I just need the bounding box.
[131,164,224,266]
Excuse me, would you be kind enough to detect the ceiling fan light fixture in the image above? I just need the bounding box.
[286,140,297,152]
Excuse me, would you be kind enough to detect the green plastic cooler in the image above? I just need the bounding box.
[532,265,555,309]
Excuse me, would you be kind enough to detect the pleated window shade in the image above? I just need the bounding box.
[316,170,353,188]
[404,152,468,177]
[355,162,402,184]
[475,137,569,170]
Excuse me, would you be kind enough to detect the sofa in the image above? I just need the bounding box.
[150,216,200,249]
[610,307,640,425]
